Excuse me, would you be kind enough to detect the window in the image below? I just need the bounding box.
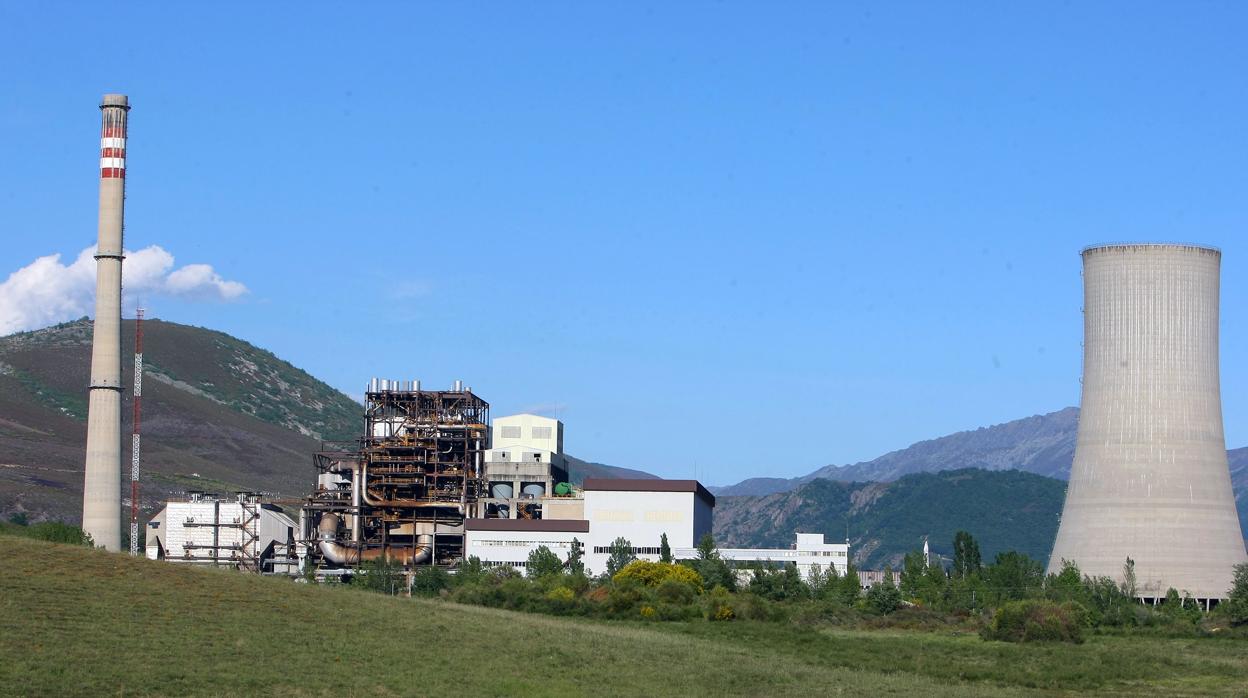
[501,426,522,439]
[532,453,542,462]
[532,426,552,439]
[592,546,663,555]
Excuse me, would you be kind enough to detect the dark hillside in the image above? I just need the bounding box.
[0,318,361,523]
[714,468,1067,569]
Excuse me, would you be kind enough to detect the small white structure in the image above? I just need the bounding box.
[146,493,298,573]
[678,532,850,581]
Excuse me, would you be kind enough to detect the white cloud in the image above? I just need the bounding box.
[0,244,248,335]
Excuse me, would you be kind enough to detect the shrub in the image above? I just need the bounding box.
[614,560,703,591]
[656,577,696,605]
[1224,562,1248,626]
[543,585,578,614]
[704,586,736,621]
[981,599,1086,644]
[733,593,787,622]
[867,581,902,615]
[3,521,96,547]
[526,545,564,580]
[354,556,407,595]
[409,564,450,597]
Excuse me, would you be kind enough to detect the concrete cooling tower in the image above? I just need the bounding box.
[1048,243,1247,602]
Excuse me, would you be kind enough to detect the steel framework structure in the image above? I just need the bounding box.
[301,383,489,571]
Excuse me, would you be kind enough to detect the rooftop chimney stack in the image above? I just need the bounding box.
[82,94,130,551]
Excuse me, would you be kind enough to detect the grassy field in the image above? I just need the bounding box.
[1,536,1245,697]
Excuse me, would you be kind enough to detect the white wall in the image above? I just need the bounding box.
[583,490,706,576]
[465,529,583,570]
[492,414,564,455]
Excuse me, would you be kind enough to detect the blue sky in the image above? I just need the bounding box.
[3,3,1247,485]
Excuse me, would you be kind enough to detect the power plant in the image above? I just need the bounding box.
[63,96,1244,605]
[300,379,490,570]
[1048,244,1248,603]
[81,94,130,551]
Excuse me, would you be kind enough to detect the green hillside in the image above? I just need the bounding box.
[714,469,1067,568]
[4,535,1248,696]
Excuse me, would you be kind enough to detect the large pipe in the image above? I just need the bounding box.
[359,463,465,512]
[82,94,130,551]
[317,513,430,565]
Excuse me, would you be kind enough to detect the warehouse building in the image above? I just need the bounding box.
[146,492,298,573]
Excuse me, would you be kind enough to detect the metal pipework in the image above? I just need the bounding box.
[359,463,466,512]
[82,94,130,551]
[317,513,430,565]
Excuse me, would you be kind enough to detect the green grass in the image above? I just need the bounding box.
[1,536,1245,697]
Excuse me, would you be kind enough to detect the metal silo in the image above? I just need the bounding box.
[1048,243,1247,603]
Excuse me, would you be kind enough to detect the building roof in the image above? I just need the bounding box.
[581,478,715,507]
[465,518,590,533]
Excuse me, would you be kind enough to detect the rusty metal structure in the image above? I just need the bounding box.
[300,379,489,572]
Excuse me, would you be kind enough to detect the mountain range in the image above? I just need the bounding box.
[712,407,1248,539]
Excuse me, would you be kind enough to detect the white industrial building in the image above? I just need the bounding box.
[582,479,715,573]
[465,518,589,570]
[146,493,299,573]
[691,532,851,579]
[482,414,571,520]
[465,478,714,576]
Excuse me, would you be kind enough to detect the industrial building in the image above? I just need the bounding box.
[695,533,851,579]
[299,379,489,571]
[146,492,298,573]
[1049,244,1248,604]
[465,478,715,575]
[481,413,571,520]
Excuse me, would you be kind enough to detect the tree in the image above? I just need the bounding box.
[1223,562,1248,626]
[566,538,585,577]
[1120,557,1138,600]
[354,556,406,595]
[689,533,737,592]
[606,537,636,577]
[952,531,981,579]
[838,562,862,605]
[410,564,450,597]
[982,551,1044,604]
[1044,559,1084,603]
[899,549,927,598]
[659,533,672,563]
[867,567,902,615]
[807,563,827,597]
[455,555,488,587]
[526,545,564,579]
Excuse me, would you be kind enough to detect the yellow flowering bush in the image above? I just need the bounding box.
[613,560,703,591]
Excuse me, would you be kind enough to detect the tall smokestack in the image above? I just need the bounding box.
[1048,244,1247,601]
[82,93,129,551]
